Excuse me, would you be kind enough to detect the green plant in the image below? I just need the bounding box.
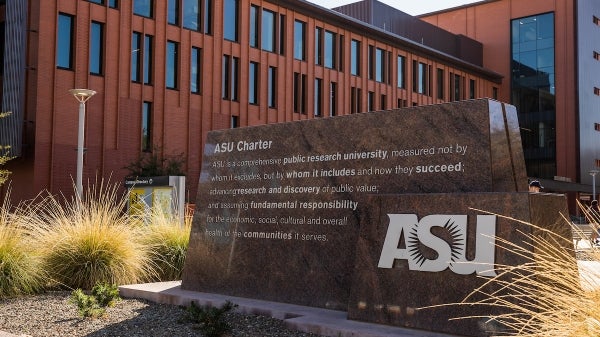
[124,146,185,177]
[91,281,121,307]
[141,205,192,281]
[0,191,47,297]
[184,300,238,337]
[30,180,157,289]
[70,282,121,318]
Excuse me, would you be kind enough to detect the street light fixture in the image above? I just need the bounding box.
[69,88,96,199]
[590,169,600,201]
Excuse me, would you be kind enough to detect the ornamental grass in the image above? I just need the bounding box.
[452,207,600,337]
[28,180,157,290]
[140,204,192,281]
[0,189,47,297]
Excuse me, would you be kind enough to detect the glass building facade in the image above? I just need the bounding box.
[511,13,556,178]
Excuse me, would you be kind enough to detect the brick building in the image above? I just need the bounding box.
[2,0,591,215]
[419,0,600,213]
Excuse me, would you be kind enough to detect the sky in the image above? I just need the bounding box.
[306,0,482,16]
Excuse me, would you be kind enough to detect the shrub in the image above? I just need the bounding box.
[124,147,185,177]
[184,301,238,337]
[0,192,46,297]
[141,205,192,281]
[70,282,121,318]
[30,180,156,289]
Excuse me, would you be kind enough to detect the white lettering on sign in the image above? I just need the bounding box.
[378,214,497,277]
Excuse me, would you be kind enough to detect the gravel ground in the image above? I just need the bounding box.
[0,292,326,337]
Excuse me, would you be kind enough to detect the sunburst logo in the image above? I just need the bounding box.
[378,214,497,277]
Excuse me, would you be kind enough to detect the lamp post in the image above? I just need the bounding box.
[590,169,600,201]
[69,89,96,199]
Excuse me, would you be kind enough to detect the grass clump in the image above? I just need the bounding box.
[30,180,156,289]
[0,191,46,297]
[70,282,121,318]
[141,205,192,281]
[454,207,600,337]
[184,300,238,337]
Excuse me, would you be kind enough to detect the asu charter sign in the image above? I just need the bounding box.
[181,99,570,336]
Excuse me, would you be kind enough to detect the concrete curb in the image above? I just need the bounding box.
[119,281,463,337]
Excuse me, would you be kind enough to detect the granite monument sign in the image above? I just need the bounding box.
[181,99,570,336]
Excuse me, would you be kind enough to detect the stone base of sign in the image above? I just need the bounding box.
[347,192,571,337]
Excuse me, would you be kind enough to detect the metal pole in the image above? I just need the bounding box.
[594,174,597,201]
[590,169,599,201]
[69,89,96,200]
[76,100,85,199]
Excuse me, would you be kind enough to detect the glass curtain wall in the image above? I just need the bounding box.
[511,13,556,178]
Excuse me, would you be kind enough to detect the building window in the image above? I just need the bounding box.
[314,78,323,116]
[329,82,337,117]
[294,20,306,61]
[262,9,275,52]
[450,72,463,101]
[204,0,212,34]
[142,102,152,152]
[436,68,444,100]
[279,14,286,55]
[511,13,556,178]
[131,33,141,81]
[89,0,118,7]
[367,91,374,111]
[90,21,104,75]
[315,27,322,66]
[397,55,405,88]
[57,13,74,69]
[166,41,178,89]
[168,0,179,25]
[369,46,385,82]
[293,72,306,113]
[250,7,279,53]
[413,61,428,95]
[268,66,277,108]
[183,0,200,30]
[469,79,476,99]
[324,30,336,69]
[250,5,258,48]
[132,33,153,84]
[351,39,360,76]
[380,94,386,110]
[492,87,498,99]
[231,115,239,128]
[191,47,201,93]
[249,62,259,104]
[375,48,385,82]
[222,55,239,100]
[224,0,238,42]
[133,0,153,18]
[350,87,361,114]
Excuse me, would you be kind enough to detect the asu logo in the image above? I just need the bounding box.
[378,214,497,277]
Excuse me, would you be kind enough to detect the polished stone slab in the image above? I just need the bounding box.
[348,192,571,336]
[182,99,529,310]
